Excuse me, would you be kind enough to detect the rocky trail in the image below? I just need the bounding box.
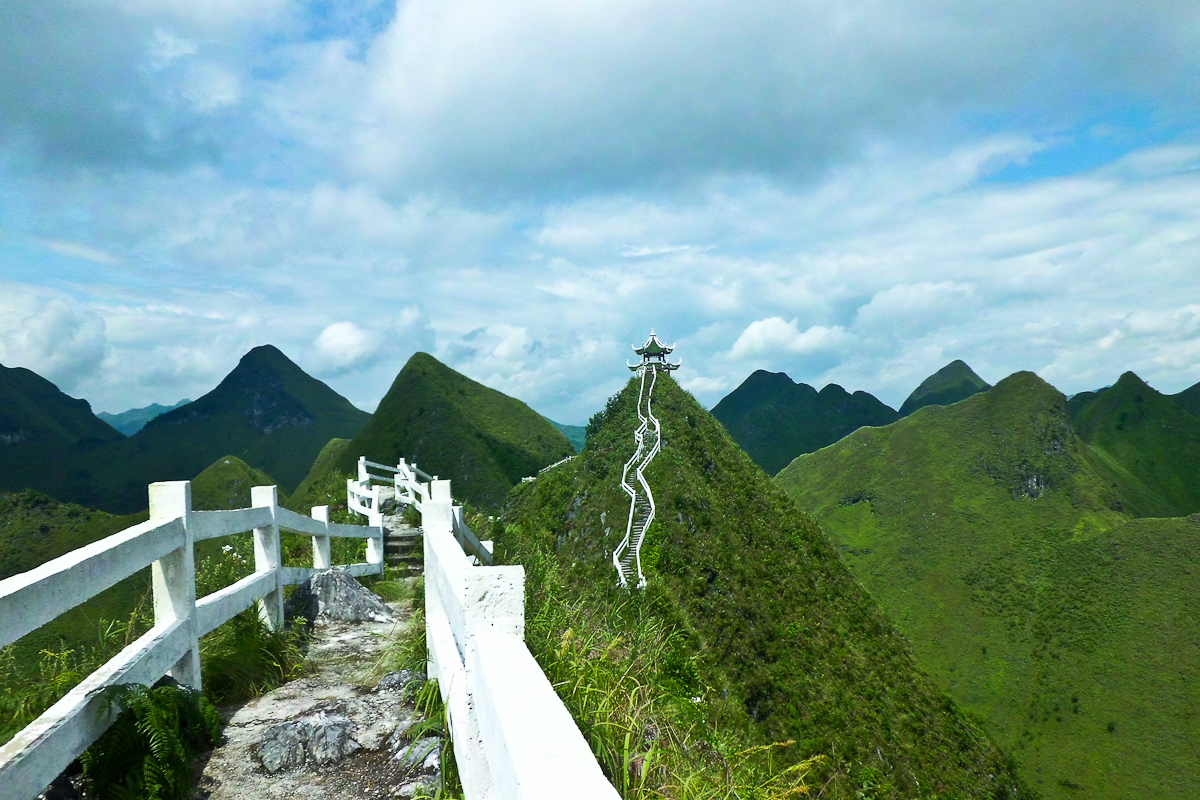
[190,569,445,800]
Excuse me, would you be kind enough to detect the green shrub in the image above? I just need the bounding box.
[82,681,221,800]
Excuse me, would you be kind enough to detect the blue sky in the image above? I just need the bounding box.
[2,0,1199,423]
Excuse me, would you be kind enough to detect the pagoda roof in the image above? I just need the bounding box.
[633,329,674,356]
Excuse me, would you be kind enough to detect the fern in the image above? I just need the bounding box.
[81,681,221,800]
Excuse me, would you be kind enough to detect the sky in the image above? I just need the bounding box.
[2,0,1199,424]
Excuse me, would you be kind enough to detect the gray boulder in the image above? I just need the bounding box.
[256,709,362,773]
[312,567,395,623]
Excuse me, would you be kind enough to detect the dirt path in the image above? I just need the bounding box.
[191,594,442,800]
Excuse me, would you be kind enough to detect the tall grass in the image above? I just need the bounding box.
[520,545,822,800]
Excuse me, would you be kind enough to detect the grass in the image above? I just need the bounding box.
[776,370,1200,799]
[499,373,1030,799]
[319,352,575,510]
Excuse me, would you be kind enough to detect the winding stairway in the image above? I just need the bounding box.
[613,366,662,588]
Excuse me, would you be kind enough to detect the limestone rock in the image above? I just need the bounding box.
[393,736,441,776]
[374,669,424,694]
[286,566,395,625]
[256,708,362,773]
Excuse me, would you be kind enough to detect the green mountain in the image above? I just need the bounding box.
[319,352,574,510]
[776,372,1200,799]
[546,418,586,453]
[1068,372,1200,517]
[711,370,899,475]
[98,399,191,436]
[0,363,124,447]
[500,374,1030,799]
[0,363,126,503]
[191,455,286,512]
[1170,379,1200,417]
[898,359,990,417]
[85,345,370,513]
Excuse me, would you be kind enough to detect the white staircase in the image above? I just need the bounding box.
[613,366,662,588]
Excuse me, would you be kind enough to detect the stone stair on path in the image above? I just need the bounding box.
[383,515,423,576]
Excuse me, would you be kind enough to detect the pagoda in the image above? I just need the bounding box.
[614,329,679,589]
[628,329,681,373]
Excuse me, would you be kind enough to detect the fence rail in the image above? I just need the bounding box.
[0,482,381,800]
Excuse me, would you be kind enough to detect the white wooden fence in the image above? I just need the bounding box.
[0,482,382,800]
[354,457,619,799]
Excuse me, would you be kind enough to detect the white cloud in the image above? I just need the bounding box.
[729,319,853,360]
[314,322,378,372]
[0,298,108,391]
[38,239,121,264]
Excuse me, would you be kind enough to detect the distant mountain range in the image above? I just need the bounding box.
[97,399,191,436]
[712,358,991,475]
[776,370,1200,799]
[0,346,369,512]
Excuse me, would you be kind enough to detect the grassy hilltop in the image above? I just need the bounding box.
[1069,371,1200,517]
[500,373,1031,799]
[304,352,575,511]
[898,360,991,417]
[776,371,1200,799]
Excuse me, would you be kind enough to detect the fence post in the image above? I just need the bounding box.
[148,481,200,690]
[312,505,331,570]
[366,486,385,574]
[358,456,369,482]
[252,485,283,632]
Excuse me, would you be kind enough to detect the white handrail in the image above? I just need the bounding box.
[0,481,382,800]
[614,364,662,589]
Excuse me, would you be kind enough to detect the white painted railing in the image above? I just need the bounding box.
[350,459,619,799]
[423,480,619,800]
[0,481,382,800]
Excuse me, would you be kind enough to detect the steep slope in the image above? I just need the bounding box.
[0,363,124,446]
[191,455,286,512]
[501,374,1030,799]
[1170,379,1200,417]
[286,437,353,514]
[97,399,191,436]
[0,363,125,501]
[898,359,990,416]
[88,345,369,512]
[1070,372,1200,517]
[328,352,574,509]
[711,370,899,475]
[546,418,586,452]
[776,372,1200,799]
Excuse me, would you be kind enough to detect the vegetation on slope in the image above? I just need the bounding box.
[0,362,125,506]
[87,345,369,512]
[547,418,587,452]
[1170,378,1200,417]
[898,360,990,417]
[287,437,353,514]
[500,373,1030,799]
[191,455,287,511]
[776,371,1200,799]
[323,352,574,510]
[711,370,898,475]
[1069,371,1200,517]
